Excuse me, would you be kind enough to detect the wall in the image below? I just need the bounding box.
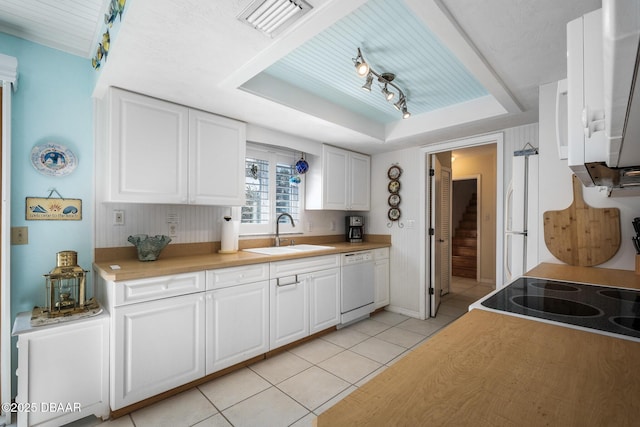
[538,81,640,270]
[0,33,94,395]
[370,148,424,318]
[1,33,94,312]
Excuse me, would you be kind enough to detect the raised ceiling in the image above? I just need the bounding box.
[0,0,601,154]
[252,0,489,123]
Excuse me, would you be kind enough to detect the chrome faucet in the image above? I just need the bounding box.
[275,213,295,247]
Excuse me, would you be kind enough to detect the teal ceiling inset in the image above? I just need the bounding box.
[259,0,489,124]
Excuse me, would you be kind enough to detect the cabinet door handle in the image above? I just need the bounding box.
[277,275,299,287]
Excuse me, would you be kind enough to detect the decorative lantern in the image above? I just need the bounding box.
[42,251,88,317]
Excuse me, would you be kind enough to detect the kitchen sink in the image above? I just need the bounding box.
[243,247,301,255]
[243,244,334,255]
[286,244,334,251]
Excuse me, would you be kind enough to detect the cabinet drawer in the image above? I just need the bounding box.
[374,248,389,260]
[115,271,205,306]
[206,263,269,290]
[270,254,340,278]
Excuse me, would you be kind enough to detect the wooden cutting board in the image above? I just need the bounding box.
[543,175,621,266]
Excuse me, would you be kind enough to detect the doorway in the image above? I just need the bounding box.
[424,134,503,318]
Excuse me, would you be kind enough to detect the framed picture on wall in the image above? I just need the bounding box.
[26,197,82,221]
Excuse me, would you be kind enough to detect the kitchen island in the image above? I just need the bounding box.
[315,263,640,426]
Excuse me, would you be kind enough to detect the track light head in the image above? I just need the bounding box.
[353,48,369,77]
[382,84,394,101]
[393,95,405,111]
[362,73,373,91]
[402,106,411,119]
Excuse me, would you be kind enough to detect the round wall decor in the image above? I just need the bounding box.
[388,193,400,207]
[31,143,78,176]
[388,165,402,180]
[388,180,400,194]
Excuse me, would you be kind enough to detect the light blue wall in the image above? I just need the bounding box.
[0,32,94,396]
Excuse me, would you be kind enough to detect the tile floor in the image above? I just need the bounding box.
[66,278,494,427]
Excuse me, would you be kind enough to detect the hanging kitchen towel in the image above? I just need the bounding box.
[543,175,621,266]
[220,216,239,253]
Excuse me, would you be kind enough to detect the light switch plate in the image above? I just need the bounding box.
[11,226,28,245]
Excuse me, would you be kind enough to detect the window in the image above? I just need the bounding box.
[241,144,303,235]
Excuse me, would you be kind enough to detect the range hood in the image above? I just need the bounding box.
[567,1,640,196]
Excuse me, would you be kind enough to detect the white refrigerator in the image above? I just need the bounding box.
[504,148,539,283]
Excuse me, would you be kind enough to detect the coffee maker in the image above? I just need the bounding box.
[345,215,364,243]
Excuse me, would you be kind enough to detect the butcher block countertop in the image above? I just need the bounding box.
[315,263,640,427]
[94,240,390,282]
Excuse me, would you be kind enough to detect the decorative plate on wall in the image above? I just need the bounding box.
[31,143,77,176]
[388,179,400,194]
[388,165,402,180]
[388,208,401,221]
[388,193,401,207]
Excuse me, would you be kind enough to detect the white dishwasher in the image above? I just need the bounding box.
[340,251,375,324]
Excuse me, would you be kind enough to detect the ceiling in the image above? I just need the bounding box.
[0,0,601,154]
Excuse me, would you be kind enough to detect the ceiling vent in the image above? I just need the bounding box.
[238,0,312,37]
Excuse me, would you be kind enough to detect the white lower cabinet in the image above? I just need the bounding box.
[308,268,340,334]
[205,281,269,374]
[13,312,109,427]
[270,275,309,349]
[270,255,340,350]
[112,292,205,409]
[374,248,390,308]
[95,250,386,411]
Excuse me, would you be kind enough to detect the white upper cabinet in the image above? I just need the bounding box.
[348,151,371,211]
[100,88,246,205]
[104,88,189,204]
[189,109,246,205]
[306,144,370,211]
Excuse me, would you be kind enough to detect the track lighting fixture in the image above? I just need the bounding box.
[352,47,411,119]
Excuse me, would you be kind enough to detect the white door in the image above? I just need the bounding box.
[349,152,371,210]
[307,268,340,334]
[270,276,309,349]
[189,109,246,206]
[205,281,269,374]
[322,145,349,210]
[430,155,452,316]
[108,88,189,203]
[113,292,205,409]
[374,258,390,308]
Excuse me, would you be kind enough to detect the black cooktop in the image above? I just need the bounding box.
[479,277,640,340]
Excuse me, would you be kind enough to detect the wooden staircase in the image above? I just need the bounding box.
[452,193,477,279]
